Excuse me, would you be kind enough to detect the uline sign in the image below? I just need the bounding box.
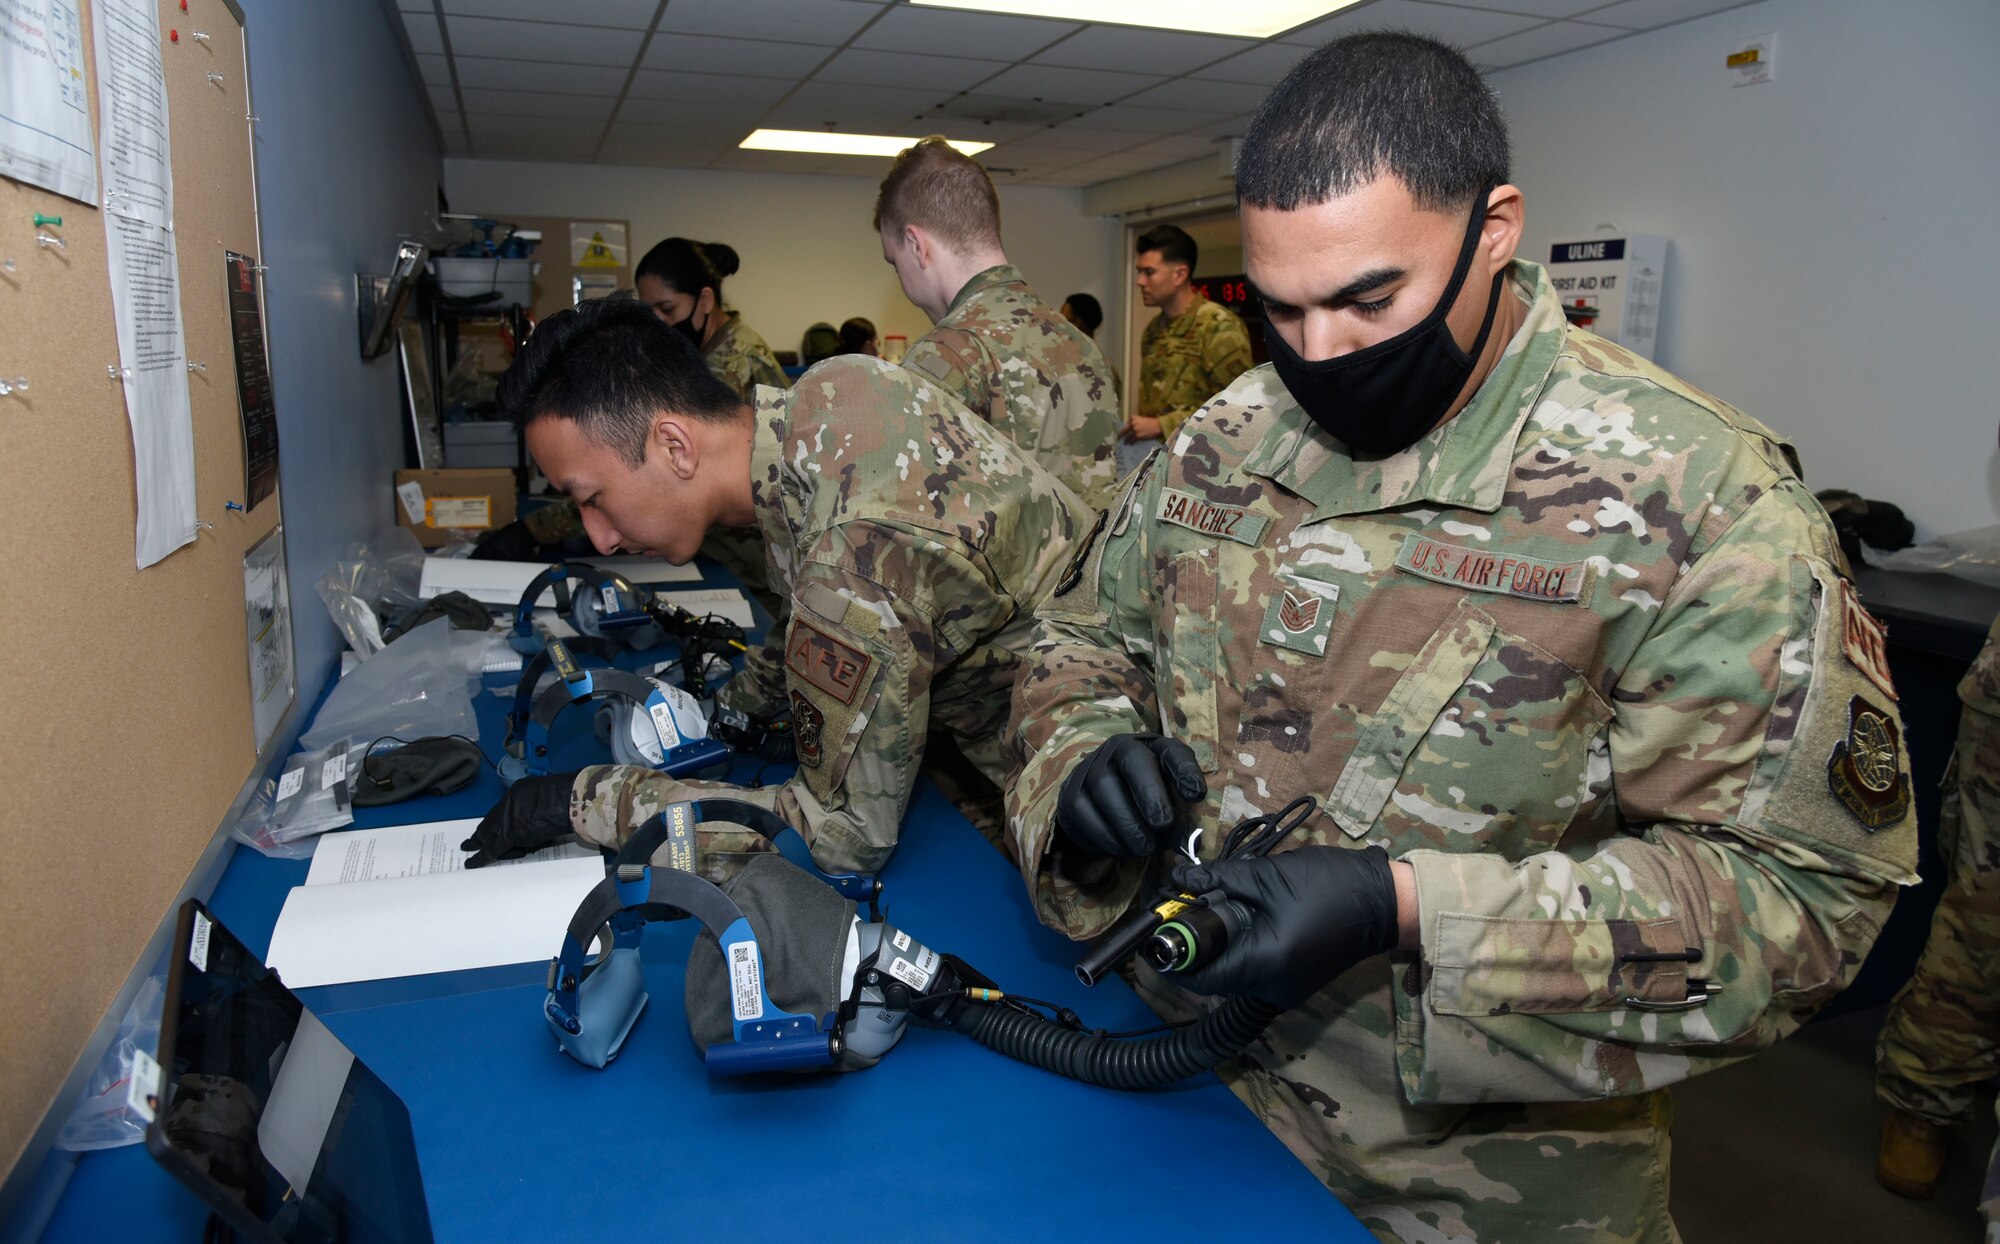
[1546,233,1668,360]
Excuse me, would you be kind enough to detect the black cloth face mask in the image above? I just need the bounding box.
[1263,190,1505,457]
[671,300,709,349]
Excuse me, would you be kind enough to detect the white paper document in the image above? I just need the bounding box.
[94,0,194,567]
[266,820,603,988]
[0,0,97,203]
[420,554,700,606]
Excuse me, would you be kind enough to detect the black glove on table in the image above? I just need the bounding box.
[1171,845,1399,1010]
[1055,732,1207,858]
[461,772,580,867]
[470,520,544,562]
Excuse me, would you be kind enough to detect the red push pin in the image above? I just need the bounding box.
[169,28,178,42]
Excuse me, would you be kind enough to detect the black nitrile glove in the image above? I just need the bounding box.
[461,772,580,867]
[471,520,543,562]
[1055,733,1207,858]
[712,705,795,765]
[1170,845,1399,1009]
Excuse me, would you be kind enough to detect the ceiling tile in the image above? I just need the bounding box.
[465,113,603,141]
[1123,132,1227,164]
[1118,77,1269,115]
[1186,112,1256,138]
[1448,0,1613,16]
[444,15,644,65]
[456,87,619,119]
[1469,19,1627,67]
[451,55,631,95]
[442,132,474,157]
[641,34,834,79]
[706,147,847,175]
[855,5,1077,60]
[466,134,589,161]
[1580,0,1760,30]
[1019,167,1105,186]
[626,70,795,108]
[399,10,445,56]
[814,48,1011,93]
[1084,102,1230,134]
[597,139,732,168]
[779,79,951,118]
[1031,25,1254,76]
[1017,122,1169,152]
[612,97,770,129]
[1192,41,1312,85]
[1287,1,1544,48]
[440,0,660,28]
[432,109,464,136]
[427,82,458,113]
[979,63,1164,107]
[417,52,454,84]
[656,0,885,46]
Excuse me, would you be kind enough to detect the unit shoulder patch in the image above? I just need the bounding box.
[1394,534,1590,604]
[1826,694,1910,830]
[789,690,825,768]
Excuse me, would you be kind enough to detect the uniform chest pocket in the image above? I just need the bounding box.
[1157,549,1221,773]
[1326,599,1611,856]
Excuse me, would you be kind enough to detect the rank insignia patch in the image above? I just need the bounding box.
[1259,573,1339,655]
[790,690,825,769]
[1827,695,1909,830]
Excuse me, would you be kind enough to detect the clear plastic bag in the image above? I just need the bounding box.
[299,617,486,752]
[230,739,362,859]
[56,976,165,1152]
[315,527,427,657]
[1872,524,2000,589]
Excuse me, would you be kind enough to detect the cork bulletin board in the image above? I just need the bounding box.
[0,0,282,1180]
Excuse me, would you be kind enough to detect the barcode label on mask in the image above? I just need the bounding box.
[275,767,304,801]
[648,700,682,750]
[729,942,764,1022]
[886,945,938,992]
[320,751,347,791]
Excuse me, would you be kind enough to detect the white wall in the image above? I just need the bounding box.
[248,0,442,684]
[1490,0,2000,539]
[442,159,1124,364]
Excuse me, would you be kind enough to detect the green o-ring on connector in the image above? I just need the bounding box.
[33,213,62,229]
[1156,919,1200,971]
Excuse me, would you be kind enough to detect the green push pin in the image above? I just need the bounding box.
[32,213,61,229]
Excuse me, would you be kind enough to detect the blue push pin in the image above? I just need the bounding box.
[224,500,245,513]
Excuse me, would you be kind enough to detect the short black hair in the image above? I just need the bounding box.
[1235,31,1509,213]
[837,317,876,354]
[1135,224,1196,272]
[1063,292,1103,337]
[499,296,742,467]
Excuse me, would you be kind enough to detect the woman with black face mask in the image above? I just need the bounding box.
[633,237,788,400]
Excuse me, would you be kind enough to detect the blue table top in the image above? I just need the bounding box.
[38,564,1365,1243]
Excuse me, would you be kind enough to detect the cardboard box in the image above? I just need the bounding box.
[393,468,516,548]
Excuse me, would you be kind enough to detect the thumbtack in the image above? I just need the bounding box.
[206,72,223,85]
[108,365,131,379]
[35,232,65,250]
[190,31,210,43]
[169,28,178,43]
[224,500,245,513]
[0,376,25,397]
[187,360,208,373]
[32,214,61,229]
[194,519,215,532]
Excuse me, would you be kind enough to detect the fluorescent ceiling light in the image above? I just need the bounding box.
[911,0,1361,40]
[739,129,994,158]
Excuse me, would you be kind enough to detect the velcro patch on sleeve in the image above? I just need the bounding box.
[1395,534,1590,604]
[1840,580,1897,700]
[787,621,873,705]
[1158,486,1268,545]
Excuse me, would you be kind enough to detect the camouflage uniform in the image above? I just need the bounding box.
[1138,291,1253,443]
[1877,615,2000,1187]
[901,264,1123,511]
[1009,260,1917,1243]
[521,311,788,622]
[570,355,1090,878]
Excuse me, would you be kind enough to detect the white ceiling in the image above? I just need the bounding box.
[395,0,1760,185]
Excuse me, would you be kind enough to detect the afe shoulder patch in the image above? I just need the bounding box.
[1826,695,1910,830]
[1840,581,1897,700]
[1158,487,1268,546]
[789,690,825,768]
[1395,534,1590,604]
[787,621,872,705]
